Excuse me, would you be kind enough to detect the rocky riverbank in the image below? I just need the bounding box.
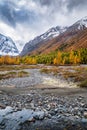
[0,89,87,130]
[0,66,87,130]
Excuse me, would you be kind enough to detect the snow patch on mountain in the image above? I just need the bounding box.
[0,34,19,56]
[79,16,87,27]
[75,16,87,30]
[40,26,67,40]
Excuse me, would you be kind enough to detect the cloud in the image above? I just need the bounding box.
[0,0,69,28]
[0,0,39,27]
[0,0,87,50]
[67,0,87,11]
[0,0,16,27]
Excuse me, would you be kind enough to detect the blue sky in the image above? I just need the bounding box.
[0,0,87,45]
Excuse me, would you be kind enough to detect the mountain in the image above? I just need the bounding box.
[21,16,87,56]
[63,28,87,51]
[65,16,87,33]
[0,34,19,56]
[20,26,68,56]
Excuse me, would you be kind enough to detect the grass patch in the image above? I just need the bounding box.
[0,71,29,80]
[40,66,87,88]
[0,72,16,80]
[40,68,51,74]
[62,71,82,80]
[79,80,87,88]
[18,71,29,77]
[0,65,40,71]
[61,66,87,88]
[40,67,61,75]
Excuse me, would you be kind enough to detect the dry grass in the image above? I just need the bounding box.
[40,66,87,88]
[40,67,61,75]
[0,65,40,71]
[17,71,29,77]
[79,80,87,87]
[59,67,87,88]
[0,71,29,80]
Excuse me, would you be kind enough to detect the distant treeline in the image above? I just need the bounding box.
[0,48,87,65]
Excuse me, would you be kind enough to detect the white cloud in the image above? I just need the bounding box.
[0,0,87,52]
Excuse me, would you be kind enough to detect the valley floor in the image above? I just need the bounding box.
[0,65,87,130]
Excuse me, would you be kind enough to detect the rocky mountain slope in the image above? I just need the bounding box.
[20,26,67,56]
[31,28,87,55]
[21,16,87,56]
[0,34,19,56]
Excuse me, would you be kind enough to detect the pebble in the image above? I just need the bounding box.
[84,111,87,118]
[82,118,87,123]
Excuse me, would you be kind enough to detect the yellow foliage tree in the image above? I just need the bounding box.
[69,50,74,64]
[62,57,66,65]
[15,57,20,65]
[0,57,4,65]
[53,51,62,65]
[57,51,62,65]
[53,58,57,65]
[32,58,37,64]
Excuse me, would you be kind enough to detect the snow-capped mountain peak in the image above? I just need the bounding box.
[74,16,87,30]
[0,34,19,56]
[20,26,68,56]
[79,16,87,24]
[20,16,87,56]
[78,16,87,28]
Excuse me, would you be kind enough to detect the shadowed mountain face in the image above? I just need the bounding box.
[20,16,87,56]
[0,34,19,56]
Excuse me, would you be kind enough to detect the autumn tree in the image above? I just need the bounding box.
[0,57,4,65]
[69,50,75,64]
[53,58,57,65]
